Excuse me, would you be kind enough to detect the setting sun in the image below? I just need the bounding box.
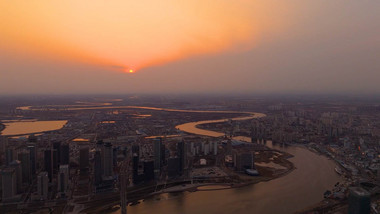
[0,0,257,71]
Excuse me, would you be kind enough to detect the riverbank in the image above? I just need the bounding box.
[290,144,352,214]
[81,135,296,213]
[81,154,295,214]
[123,108,338,214]
[79,144,295,213]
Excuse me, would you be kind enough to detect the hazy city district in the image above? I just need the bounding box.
[0,95,379,214]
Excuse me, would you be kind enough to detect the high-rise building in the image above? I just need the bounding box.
[60,144,70,165]
[122,146,128,158]
[1,168,17,202]
[5,148,14,166]
[18,151,31,184]
[190,142,195,156]
[113,147,118,167]
[227,139,232,155]
[167,157,180,178]
[203,142,210,155]
[94,150,102,185]
[96,140,104,175]
[132,145,140,184]
[348,187,370,214]
[9,160,22,193]
[177,141,187,176]
[37,171,49,200]
[132,154,140,184]
[1,137,8,165]
[161,142,166,166]
[102,142,113,178]
[234,152,255,171]
[154,138,162,179]
[44,150,53,182]
[213,141,218,155]
[27,145,36,179]
[96,140,104,150]
[132,145,139,155]
[57,165,69,196]
[143,161,154,182]
[52,149,58,173]
[251,127,258,144]
[79,146,89,173]
[53,142,61,165]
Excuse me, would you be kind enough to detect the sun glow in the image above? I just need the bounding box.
[123,68,135,73]
[0,0,259,71]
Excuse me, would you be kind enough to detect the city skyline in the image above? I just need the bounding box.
[0,95,379,213]
[1,1,380,95]
[1,1,379,211]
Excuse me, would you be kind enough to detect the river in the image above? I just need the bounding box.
[0,120,67,136]
[16,105,341,213]
[126,112,341,214]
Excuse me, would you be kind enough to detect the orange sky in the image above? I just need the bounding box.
[0,0,278,72]
[2,1,379,95]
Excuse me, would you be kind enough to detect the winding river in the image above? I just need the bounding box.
[128,111,341,214]
[1,120,67,136]
[17,105,341,213]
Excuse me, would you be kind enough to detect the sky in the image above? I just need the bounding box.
[0,0,379,95]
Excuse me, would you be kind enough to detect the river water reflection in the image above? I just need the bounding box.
[1,120,67,136]
[126,145,340,214]
[126,112,341,214]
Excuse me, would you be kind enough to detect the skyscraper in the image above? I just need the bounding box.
[58,165,69,197]
[234,152,255,172]
[132,154,140,184]
[9,160,22,193]
[96,140,104,176]
[52,149,58,173]
[348,187,370,214]
[1,168,17,202]
[132,145,140,184]
[113,147,118,167]
[132,145,139,155]
[79,146,89,173]
[143,161,154,182]
[227,139,232,155]
[154,138,162,179]
[53,141,61,165]
[102,142,113,178]
[94,150,102,185]
[44,150,53,182]
[177,141,187,176]
[213,141,218,155]
[27,145,36,179]
[5,148,14,166]
[167,157,180,178]
[18,151,31,184]
[37,171,49,200]
[60,144,70,165]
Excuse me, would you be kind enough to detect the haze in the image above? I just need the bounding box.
[1,0,379,95]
